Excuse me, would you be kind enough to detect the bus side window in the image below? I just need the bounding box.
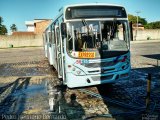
[55,27,61,52]
[52,31,54,44]
[48,26,51,43]
[68,35,73,51]
[46,30,50,43]
[45,33,47,43]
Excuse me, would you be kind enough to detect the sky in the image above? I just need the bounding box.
[0,0,160,33]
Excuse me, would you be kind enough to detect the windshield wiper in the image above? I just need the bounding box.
[82,19,87,26]
[82,19,89,35]
[81,19,94,35]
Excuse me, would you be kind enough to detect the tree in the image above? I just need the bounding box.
[145,21,160,29]
[10,24,17,32]
[139,18,147,25]
[0,25,8,35]
[0,16,3,25]
[128,14,137,24]
[0,16,8,35]
[128,14,147,25]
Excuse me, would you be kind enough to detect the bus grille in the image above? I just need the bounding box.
[83,61,116,68]
[91,75,113,81]
[88,68,115,73]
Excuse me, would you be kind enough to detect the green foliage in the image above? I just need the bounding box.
[145,21,160,29]
[128,14,160,29]
[0,16,8,35]
[0,16,3,25]
[0,25,8,35]
[128,14,147,25]
[139,18,147,25]
[10,24,17,32]
[128,14,137,24]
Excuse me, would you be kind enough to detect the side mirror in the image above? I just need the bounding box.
[61,23,67,38]
[129,21,133,41]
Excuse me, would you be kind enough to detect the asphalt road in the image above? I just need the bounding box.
[131,41,160,57]
[131,41,160,74]
[0,42,159,119]
[0,41,160,61]
[0,47,44,63]
[0,41,159,74]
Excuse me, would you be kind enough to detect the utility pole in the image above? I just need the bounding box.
[135,11,141,40]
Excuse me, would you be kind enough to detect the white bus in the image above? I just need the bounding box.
[43,3,133,88]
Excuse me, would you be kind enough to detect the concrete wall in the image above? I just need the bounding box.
[0,29,160,48]
[0,35,43,48]
[133,29,160,40]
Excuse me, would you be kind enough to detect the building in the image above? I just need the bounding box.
[25,21,35,32]
[132,23,145,30]
[11,19,52,37]
[25,19,52,34]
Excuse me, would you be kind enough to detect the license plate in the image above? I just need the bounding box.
[78,52,95,58]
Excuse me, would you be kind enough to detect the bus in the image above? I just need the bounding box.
[43,3,133,88]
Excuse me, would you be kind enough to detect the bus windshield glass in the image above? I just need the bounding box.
[67,20,129,58]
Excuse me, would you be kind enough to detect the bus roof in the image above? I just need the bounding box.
[44,3,126,31]
[64,3,124,8]
[59,3,125,13]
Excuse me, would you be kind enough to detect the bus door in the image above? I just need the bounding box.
[55,26,63,78]
[52,29,57,70]
[46,31,50,61]
[47,31,53,65]
[43,33,48,58]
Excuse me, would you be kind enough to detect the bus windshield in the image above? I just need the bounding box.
[67,20,129,58]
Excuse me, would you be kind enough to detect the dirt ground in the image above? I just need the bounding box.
[0,47,160,120]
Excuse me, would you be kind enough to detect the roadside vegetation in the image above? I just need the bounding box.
[0,16,17,35]
[0,16,7,35]
[0,14,160,35]
[128,14,160,29]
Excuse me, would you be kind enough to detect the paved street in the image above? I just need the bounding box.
[131,41,160,56]
[131,41,160,74]
[0,47,53,119]
[0,47,44,64]
[0,41,160,120]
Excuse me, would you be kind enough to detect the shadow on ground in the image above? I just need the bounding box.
[96,68,160,120]
[0,77,31,116]
[49,85,85,120]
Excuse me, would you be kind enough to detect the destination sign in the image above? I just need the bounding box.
[65,6,127,19]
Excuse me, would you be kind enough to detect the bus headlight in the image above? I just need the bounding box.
[72,66,86,76]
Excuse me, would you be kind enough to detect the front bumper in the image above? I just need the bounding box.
[66,67,130,88]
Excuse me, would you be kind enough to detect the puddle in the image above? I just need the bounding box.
[12,80,47,98]
[2,80,50,114]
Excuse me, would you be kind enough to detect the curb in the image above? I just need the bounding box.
[131,40,160,44]
[0,46,43,49]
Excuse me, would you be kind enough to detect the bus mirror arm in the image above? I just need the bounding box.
[129,21,133,41]
[61,23,67,38]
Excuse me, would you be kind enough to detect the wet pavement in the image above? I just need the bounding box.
[0,46,160,120]
[0,47,53,119]
[0,78,48,114]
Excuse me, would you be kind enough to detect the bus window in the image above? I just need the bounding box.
[52,30,55,44]
[101,21,129,52]
[56,27,61,50]
[67,20,129,58]
[47,27,52,43]
[67,21,100,52]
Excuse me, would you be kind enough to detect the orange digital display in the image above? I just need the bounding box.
[78,52,95,58]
